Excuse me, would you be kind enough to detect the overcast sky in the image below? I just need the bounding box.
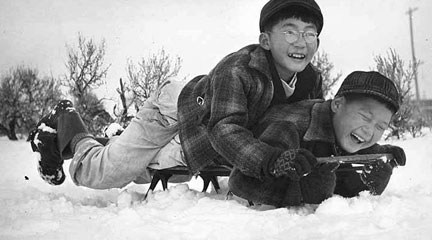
[1,0,431,99]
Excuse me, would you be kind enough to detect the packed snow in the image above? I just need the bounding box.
[1,132,432,240]
[103,123,124,138]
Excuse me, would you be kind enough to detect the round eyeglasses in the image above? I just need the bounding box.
[279,30,318,44]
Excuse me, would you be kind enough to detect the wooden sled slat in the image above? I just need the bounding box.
[145,153,393,198]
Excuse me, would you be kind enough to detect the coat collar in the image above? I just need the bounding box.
[303,100,336,143]
[248,45,273,81]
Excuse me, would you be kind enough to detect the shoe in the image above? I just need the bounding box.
[29,100,74,151]
[29,100,88,185]
[30,130,65,185]
[39,100,75,129]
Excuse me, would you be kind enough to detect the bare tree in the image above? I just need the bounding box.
[64,33,110,97]
[374,48,423,138]
[312,50,342,99]
[0,66,62,140]
[113,78,135,127]
[64,33,112,135]
[126,48,182,110]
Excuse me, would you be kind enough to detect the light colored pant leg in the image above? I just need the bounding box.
[68,80,186,189]
[147,134,185,170]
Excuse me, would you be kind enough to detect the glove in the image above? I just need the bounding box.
[380,144,406,167]
[360,160,392,195]
[300,162,340,204]
[270,149,318,180]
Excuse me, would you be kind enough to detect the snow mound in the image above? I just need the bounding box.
[1,132,432,239]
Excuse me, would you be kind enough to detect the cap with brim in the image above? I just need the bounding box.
[335,71,400,112]
[259,0,324,33]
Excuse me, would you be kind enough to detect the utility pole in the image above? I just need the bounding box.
[407,7,420,101]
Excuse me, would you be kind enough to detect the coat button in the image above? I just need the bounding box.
[196,96,205,106]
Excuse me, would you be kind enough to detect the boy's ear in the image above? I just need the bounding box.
[259,32,271,50]
[331,96,345,113]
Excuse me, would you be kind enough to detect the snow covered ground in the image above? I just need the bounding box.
[1,132,432,240]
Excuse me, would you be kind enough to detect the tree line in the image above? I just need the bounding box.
[0,33,428,140]
[0,33,184,140]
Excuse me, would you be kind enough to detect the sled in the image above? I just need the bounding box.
[145,165,232,198]
[145,153,394,198]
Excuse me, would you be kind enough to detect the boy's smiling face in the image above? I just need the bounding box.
[259,18,318,80]
[331,96,393,153]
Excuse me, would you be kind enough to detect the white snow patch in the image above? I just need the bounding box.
[65,106,76,112]
[37,123,57,133]
[1,130,432,239]
[104,123,124,138]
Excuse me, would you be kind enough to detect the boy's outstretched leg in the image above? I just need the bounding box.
[29,100,93,185]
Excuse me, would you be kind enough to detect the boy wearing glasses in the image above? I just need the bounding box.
[30,0,327,189]
[177,0,323,184]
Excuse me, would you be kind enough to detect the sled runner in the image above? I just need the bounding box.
[145,165,232,198]
[145,153,394,198]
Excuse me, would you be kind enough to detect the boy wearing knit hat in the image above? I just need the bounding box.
[30,0,327,189]
[229,71,406,207]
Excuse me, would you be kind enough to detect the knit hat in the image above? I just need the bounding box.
[335,71,401,112]
[259,0,324,34]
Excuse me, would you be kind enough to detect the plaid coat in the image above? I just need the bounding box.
[229,100,395,206]
[177,44,322,179]
[228,100,338,206]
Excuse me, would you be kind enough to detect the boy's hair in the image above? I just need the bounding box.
[260,0,323,34]
[335,71,401,114]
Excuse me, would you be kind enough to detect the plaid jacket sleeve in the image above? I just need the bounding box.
[205,65,281,179]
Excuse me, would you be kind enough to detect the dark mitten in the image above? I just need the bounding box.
[35,131,66,185]
[360,160,393,195]
[270,149,318,180]
[380,144,406,167]
[300,162,339,204]
[359,144,406,167]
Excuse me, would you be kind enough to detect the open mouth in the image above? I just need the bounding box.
[288,53,306,60]
[351,133,366,144]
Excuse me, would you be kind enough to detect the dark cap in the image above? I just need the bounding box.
[259,0,324,33]
[336,71,401,112]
